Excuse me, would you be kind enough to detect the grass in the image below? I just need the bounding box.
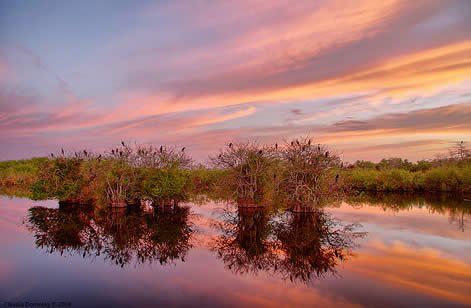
[0,142,470,205]
[0,158,47,187]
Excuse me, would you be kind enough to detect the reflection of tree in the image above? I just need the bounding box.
[211,207,365,283]
[25,205,193,267]
[211,208,277,274]
[273,211,365,282]
[346,192,471,231]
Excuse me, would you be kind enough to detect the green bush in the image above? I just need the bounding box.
[343,159,471,193]
[142,167,190,203]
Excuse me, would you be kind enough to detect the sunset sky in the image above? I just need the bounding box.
[1,0,470,162]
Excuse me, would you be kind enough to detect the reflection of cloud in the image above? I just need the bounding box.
[328,201,471,240]
[345,241,471,305]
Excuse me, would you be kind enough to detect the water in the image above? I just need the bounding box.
[0,194,470,307]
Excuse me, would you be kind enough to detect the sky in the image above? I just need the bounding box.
[0,0,470,162]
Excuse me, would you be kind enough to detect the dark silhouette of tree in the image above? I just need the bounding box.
[211,207,277,275]
[211,207,365,283]
[25,204,193,267]
[272,211,365,282]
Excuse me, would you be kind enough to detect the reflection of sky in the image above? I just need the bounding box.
[0,196,470,307]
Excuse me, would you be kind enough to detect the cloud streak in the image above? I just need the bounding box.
[0,0,470,160]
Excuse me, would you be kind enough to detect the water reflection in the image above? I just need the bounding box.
[212,208,277,275]
[212,207,366,283]
[346,193,471,231]
[25,205,193,267]
[273,211,365,282]
[2,193,469,307]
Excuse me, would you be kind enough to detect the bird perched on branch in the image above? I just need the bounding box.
[160,146,163,153]
[275,143,278,149]
[229,142,233,148]
[325,151,329,158]
[218,153,222,159]
[258,150,263,155]
[318,144,321,151]
[121,141,125,146]
[61,148,64,155]
[181,147,186,152]
[50,153,54,158]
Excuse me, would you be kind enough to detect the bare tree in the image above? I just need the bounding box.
[449,141,470,161]
[210,142,276,205]
[279,137,343,212]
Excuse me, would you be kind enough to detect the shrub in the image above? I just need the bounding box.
[142,167,190,204]
[278,138,343,211]
[210,142,276,205]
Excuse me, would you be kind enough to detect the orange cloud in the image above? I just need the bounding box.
[116,41,470,125]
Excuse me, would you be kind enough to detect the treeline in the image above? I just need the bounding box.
[0,138,343,212]
[342,155,471,193]
[0,140,470,205]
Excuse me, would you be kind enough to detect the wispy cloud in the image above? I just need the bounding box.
[0,0,470,160]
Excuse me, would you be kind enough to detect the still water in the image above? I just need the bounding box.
[0,194,470,307]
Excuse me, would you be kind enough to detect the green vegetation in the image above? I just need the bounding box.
[0,157,47,187]
[210,138,343,211]
[1,140,470,209]
[342,156,471,193]
[28,144,195,207]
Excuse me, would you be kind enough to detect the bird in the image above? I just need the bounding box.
[218,153,222,159]
[296,140,300,146]
[112,149,115,155]
[121,141,125,146]
[181,147,186,152]
[308,139,311,146]
[318,144,321,151]
[291,141,294,146]
[160,145,163,153]
[119,151,123,157]
[335,174,340,183]
[83,150,88,156]
[61,148,64,155]
[229,142,233,148]
[50,153,54,158]
[275,143,278,149]
[258,150,263,155]
[325,151,329,158]
[98,154,102,160]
